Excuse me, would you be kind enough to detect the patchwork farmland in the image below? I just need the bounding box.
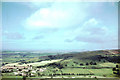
[1,49,120,80]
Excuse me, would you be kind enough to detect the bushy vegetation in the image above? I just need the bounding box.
[112,64,120,77]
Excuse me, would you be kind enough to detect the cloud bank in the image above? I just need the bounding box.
[24,2,88,30]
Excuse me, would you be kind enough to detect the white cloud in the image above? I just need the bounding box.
[24,3,87,30]
[81,18,108,36]
[66,18,117,45]
[83,18,98,26]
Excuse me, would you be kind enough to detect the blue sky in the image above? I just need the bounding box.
[2,2,118,51]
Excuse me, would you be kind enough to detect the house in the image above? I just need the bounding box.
[13,72,19,76]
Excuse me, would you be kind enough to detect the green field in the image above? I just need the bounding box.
[1,50,120,79]
[4,59,62,67]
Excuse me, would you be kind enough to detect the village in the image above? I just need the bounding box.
[1,65,47,77]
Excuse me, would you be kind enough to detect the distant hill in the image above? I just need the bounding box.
[2,49,120,64]
[40,49,120,63]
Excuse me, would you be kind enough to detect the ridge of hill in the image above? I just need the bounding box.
[39,49,120,63]
[2,49,120,64]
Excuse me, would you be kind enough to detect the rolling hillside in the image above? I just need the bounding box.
[39,49,120,63]
[1,49,120,79]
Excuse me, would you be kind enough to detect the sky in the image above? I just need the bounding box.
[2,2,118,51]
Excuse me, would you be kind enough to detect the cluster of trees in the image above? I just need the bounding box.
[47,63,64,69]
[113,64,120,77]
[48,73,94,76]
[37,62,64,69]
[2,63,8,66]
[18,61,35,65]
[47,55,73,60]
[86,62,97,65]
[72,61,97,66]
[40,61,98,69]
[2,69,13,73]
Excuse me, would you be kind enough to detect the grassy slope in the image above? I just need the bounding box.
[2,49,120,63]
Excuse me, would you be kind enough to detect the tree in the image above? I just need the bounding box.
[22,76,26,80]
[80,63,84,66]
[38,73,40,76]
[2,63,5,66]
[93,62,97,65]
[65,64,67,67]
[90,62,93,65]
[86,62,89,65]
[113,64,120,77]
[18,69,22,71]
